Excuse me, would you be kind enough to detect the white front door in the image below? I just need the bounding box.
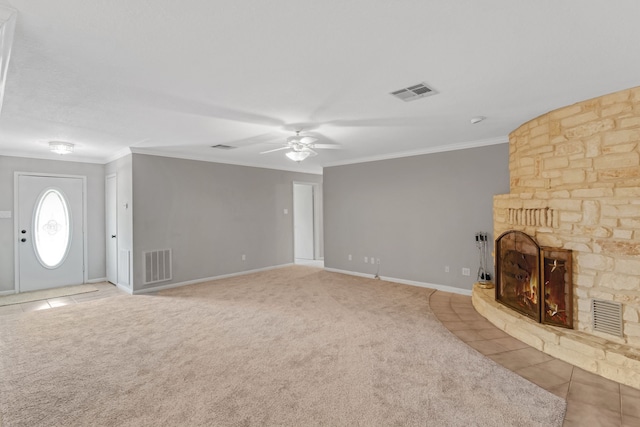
[294,183,314,260]
[17,174,85,292]
[106,174,117,284]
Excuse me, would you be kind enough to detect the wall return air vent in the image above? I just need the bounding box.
[591,299,623,337]
[211,144,236,150]
[143,249,172,285]
[390,82,437,102]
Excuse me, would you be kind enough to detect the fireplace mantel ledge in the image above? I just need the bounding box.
[472,284,640,390]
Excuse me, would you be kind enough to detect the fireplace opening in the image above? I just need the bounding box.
[495,230,573,329]
[541,248,573,328]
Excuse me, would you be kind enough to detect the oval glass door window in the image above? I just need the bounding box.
[33,189,71,268]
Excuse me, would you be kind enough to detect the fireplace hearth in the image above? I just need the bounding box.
[496,230,573,329]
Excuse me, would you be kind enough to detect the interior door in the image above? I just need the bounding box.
[294,183,314,260]
[106,174,117,284]
[17,174,84,292]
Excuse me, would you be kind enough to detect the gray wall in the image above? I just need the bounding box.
[131,154,322,290]
[0,156,106,292]
[323,144,509,291]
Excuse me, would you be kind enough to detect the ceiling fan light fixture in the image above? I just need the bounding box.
[49,141,74,155]
[285,150,311,162]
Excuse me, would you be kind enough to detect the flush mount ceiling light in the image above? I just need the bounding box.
[49,141,74,155]
[470,116,486,124]
[285,150,311,162]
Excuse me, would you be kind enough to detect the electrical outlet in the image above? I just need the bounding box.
[364,256,368,263]
[376,258,380,265]
[445,265,450,273]
[370,256,375,264]
[242,254,246,261]
[348,254,352,261]
[462,268,471,276]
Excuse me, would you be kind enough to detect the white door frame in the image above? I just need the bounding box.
[292,181,323,261]
[13,172,88,293]
[106,173,117,285]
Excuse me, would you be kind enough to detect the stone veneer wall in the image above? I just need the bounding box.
[493,86,640,348]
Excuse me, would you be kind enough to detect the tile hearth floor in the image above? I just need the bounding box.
[430,290,640,427]
[2,282,638,426]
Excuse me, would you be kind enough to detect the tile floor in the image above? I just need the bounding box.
[430,290,640,427]
[1,282,637,426]
[0,282,126,316]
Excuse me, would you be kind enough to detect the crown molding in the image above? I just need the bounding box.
[0,150,106,164]
[104,146,133,164]
[129,147,323,175]
[322,136,509,168]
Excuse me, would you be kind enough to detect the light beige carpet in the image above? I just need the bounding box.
[0,267,565,426]
[0,284,97,307]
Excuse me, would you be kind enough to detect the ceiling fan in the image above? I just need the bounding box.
[260,131,339,162]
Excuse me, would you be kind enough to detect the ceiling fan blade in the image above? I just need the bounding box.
[231,132,284,147]
[128,87,285,127]
[324,117,430,127]
[260,146,290,154]
[299,136,318,144]
[287,135,317,144]
[313,143,341,149]
[303,147,318,156]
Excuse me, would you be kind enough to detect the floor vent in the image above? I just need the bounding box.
[143,249,172,285]
[211,144,236,150]
[390,82,437,102]
[592,299,623,337]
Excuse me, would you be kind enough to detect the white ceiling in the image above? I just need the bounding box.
[0,1,639,174]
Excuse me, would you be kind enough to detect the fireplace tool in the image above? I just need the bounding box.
[475,232,494,289]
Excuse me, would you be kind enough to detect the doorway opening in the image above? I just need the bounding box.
[293,182,323,267]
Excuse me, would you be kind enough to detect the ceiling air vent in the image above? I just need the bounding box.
[390,82,437,102]
[211,144,236,150]
[592,299,623,337]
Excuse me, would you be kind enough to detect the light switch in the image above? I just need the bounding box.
[283,208,288,214]
[0,211,11,219]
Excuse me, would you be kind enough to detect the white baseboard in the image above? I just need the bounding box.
[116,283,133,294]
[323,267,472,296]
[0,289,16,296]
[132,263,295,295]
[86,277,107,284]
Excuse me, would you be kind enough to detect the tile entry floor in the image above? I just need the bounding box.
[0,282,126,315]
[430,290,640,427]
[1,282,638,426]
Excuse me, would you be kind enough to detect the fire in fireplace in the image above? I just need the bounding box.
[495,230,573,329]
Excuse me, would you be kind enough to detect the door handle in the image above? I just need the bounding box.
[21,238,26,242]
[21,230,26,234]
[111,235,116,238]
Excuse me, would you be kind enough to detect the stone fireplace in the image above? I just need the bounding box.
[472,86,640,389]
